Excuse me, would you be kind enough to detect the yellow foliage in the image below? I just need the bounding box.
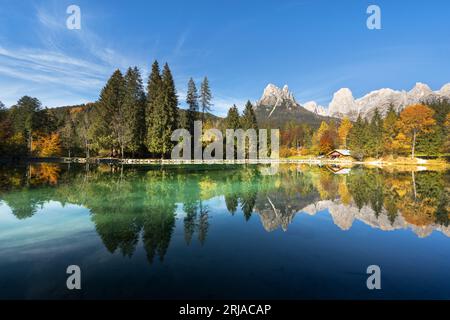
[32,132,62,157]
[338,117,353,148]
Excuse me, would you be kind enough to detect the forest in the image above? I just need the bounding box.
[0,59,449,160]
[0,60,260,160]
[280,102,450,159]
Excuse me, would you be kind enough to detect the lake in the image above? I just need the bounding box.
[0,163,449,299]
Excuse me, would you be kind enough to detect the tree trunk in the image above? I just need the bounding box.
[85,139,90,159]
[411,130,416,159]
[411,170,417,201]
[29,132,33,155]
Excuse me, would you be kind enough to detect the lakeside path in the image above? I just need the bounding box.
[20,157,449,170]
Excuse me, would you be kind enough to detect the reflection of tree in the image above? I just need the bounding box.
[224,194,238,215]
[183,200,198,245]
[241,192,256,221]
[1,192,42,219]
[142,170,177,263]
[198,202,209,245]
[29,163,61,185]
[94,213,140,257]
[346,168,449,227]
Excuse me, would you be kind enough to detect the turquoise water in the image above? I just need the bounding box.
[0,163,449,299]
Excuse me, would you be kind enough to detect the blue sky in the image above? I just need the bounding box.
[1,0,449,115]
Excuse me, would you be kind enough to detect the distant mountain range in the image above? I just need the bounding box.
[304,82,450,120]
[253,82,450,126]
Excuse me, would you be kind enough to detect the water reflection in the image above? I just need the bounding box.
[0,163,448,263]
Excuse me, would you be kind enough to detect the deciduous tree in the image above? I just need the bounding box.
[338,117,352,148]
[397,104,436,158]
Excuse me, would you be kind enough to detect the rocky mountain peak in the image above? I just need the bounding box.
[439,83,450,96]
[409,82,433,98]
[303,101,328,117]
[328,88,358,117]
[258,83,296,107]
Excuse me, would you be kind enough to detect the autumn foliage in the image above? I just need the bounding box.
[32,132,62,157]
[396,104,436,158]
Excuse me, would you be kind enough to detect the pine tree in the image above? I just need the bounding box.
[348,115,368,160]
[368,108,383,157]
[123,67,146,156]
[145,61,164,155]
[93,69,126,157]
[9,96,42,154]
[240,101,258,130]
[382,105,398,155]
[200,77,212,121]
[225,105,241,129]
[186,78,199,134]
[161,63,179,157]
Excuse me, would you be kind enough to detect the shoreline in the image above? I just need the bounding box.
[3,156,446,169]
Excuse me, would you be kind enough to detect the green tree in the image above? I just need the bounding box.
[123,67,146,156]
[186,77,199,134]
[160,63,179,157]
[9,96,42,154]
[59,110,77,157]
[368,108,383,157]
[348,115,369,160]
[225,105,241,130]
[145,61,164,155]
[200,76,212,121]
[93,69,126,157]
[382,105,399,155]
[240,100,258,130]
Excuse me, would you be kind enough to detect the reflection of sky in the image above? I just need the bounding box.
[0,200,95,255]
[174,196,228,220]
[0,197,450,299]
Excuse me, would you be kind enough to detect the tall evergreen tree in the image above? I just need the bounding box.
[145,61,164,155]
[240,101,258,130]
[382,105,399,155]
[200,77,212,121]
[186,78,199,134]
[348,115,369,160]
[123,67,146,156]
[225,105,240,129]
[368,108,383,157]
[93,69,126,157]
[161,63,179,156]
[9,96,42,154]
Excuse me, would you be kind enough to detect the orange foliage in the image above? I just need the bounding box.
[319,131,335,154]
[30,164,61,185]
[396,104,436,156]
[32,132,62,157]
[280,146,298,158]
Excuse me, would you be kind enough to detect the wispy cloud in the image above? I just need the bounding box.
[0,3,135,107]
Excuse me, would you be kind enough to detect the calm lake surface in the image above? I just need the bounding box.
[0,163,449,299]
